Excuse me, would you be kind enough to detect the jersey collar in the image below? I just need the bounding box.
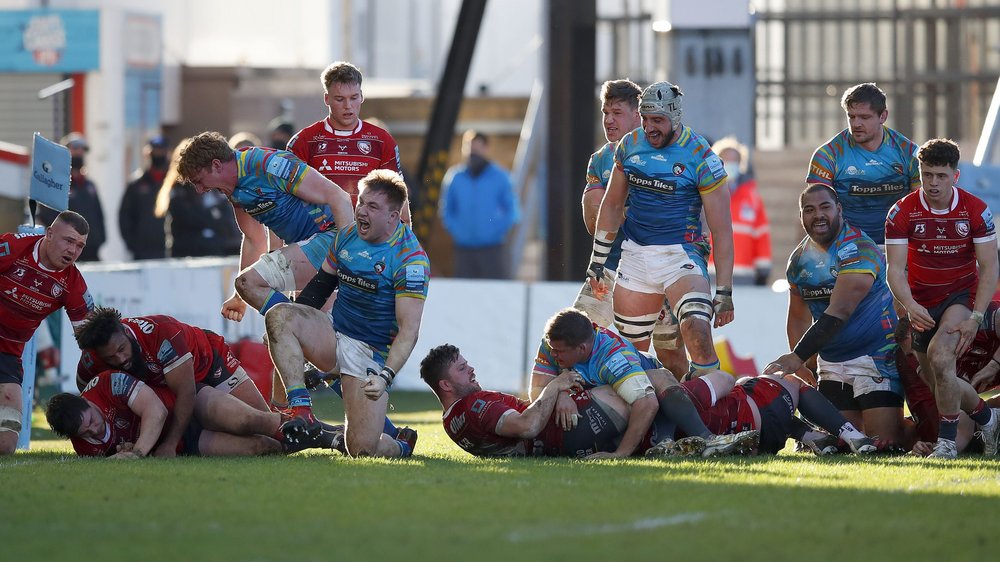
[918,186,958,214]
[323,118,363,137]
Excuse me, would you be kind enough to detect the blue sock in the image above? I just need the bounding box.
[260,290,290,315]
[396,438,413,458]
[329,376,398,437]
[938,413,960,442]
[969,400,993,426]
[690,359,721,373]
[286,385,311,409]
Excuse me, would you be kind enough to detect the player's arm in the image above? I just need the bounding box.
[362,296,425,401]
[595,379,658,459]
[126,383,169,458]
[293,168,356,233]
[582,188,604,235]
[884,242,933,331]
[496,370,584,439]
[153,358,197,457]
[587,166,628,289]
[953,239,1000,355]
[764,290,815,379]
[222,205,267,321]
[702,185,735,327]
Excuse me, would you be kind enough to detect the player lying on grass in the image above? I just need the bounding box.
[46,370,342,458]
[74,307,272,457]
[420,343,757,458]
[530,308,758,458]
[647,370,877,456]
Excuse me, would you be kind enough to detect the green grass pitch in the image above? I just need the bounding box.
[4,389,999,561]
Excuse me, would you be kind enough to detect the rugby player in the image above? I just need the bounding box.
[0,211,94,454]
[586,81,735,378]
[885,138,1000,458]
[265,170,429,458]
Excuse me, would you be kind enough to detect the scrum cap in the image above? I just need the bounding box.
[640,81,683,127]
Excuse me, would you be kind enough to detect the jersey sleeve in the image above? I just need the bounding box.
[156,326,194,374]
[261,151,309,196]
[599,348,647,388]
[806,144,835,186]
[286,131,306,160]
[884,201,910,245]
[695,144,727,195]
[836,238,880,278]
[785,247,802,292]
[0,232,16,268]
[972,201,997,243]
[532,341,559,379]
[584,151,606,193]
[392,241,430,300]
[472,394,521,435]
[379,132,402,173]
[63,271,93,324]
[905,143,921,190]
[613,131,636,172]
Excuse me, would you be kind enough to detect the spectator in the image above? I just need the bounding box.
[36,133,105,261]
[709,136,772,286]
[439,130,519,279]
[153,139,240,258]
[119,136,170,260]
[229,131,262,150]
[268,119,296,150]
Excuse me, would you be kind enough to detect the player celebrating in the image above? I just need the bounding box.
[587,81,734,378]
[265,170,429,458]
[0,211,94,454]
[176,131,355,323]
[74,307,272,457]
[807,82,920,244]
[287,61,403,210]
[885,138,1000,458]
[765,184,904,448]
[573,78,687,377]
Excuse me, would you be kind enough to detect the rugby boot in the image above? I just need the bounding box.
[644,438,677,457]
[702,430,760,457]
[396,427,418,457]
[669,436,708,457]
[280,410,324,444]
[844,435,877,455]
[927,438,958,459]
[801,433,840,456]
[977,408,1000,456]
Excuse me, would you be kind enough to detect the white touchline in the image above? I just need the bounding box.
[506,512,708,543]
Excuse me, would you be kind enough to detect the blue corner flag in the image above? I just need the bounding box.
[29,132,70,213]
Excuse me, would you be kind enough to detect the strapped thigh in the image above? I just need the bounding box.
[613,311,661,343]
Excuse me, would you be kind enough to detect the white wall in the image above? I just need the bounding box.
[58,260,791,394]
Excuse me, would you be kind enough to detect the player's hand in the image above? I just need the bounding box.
[555,391,579,431]
[910,441,934,457]
[110,450,141,459]
[588,276,610,301]
[791,365,818,387]
[552,369,585,394]
[948,318,979,356]
[905,303,934,332]
[970,360,1000,392]
[713,286,734,328]
[152,442,177,458]
[222,293,247,322]
[583,451,624,461]
[764,353,804,376]
[362,374,388,401]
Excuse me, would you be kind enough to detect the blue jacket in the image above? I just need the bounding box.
[440,161,519,248]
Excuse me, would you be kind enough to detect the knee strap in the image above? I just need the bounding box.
[251,250,297,293]
[673,291,714,325]
[614,311,661,342]
[0,405,22,434]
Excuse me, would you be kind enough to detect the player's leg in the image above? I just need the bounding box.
[612,241,670,353]
[778,374,875,454]
[0,353,25,454]
[651,303,689,379]
[572,267,616,328]
[237,231,333,313]
[194,384,282,437]
[926,303,977,456]
[340,375,400,457]
[197,430,283,456]
[665,273,719,374]
[264,302,338,432]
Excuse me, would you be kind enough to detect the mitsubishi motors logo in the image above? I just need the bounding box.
[4,287,17,299]
[319,159,333,172]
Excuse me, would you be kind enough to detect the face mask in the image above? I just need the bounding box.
[151,155,168,169]
[71,156,85,170]
[467,154,488,176]
[724,162,741,186]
